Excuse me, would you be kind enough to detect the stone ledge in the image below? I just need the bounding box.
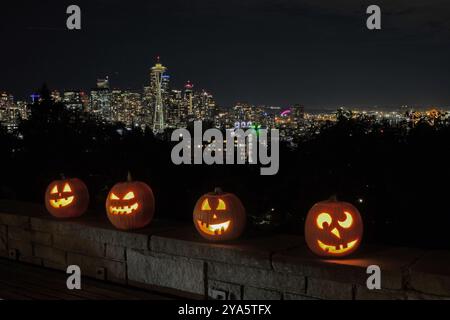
[127,249,205,295]
[354,285,406,300]
[0,200,174,251]
[8,239,33,258]
[243,286,281,300]
[29,216,168,251]
[8,226,52,246]
[1,200,450,300]
[0,212,30,228]
[409,250,450,297]
[307,277,353,300]
[208,280,242,300]
[272,245,424,290]
[151,226,304,270]
[207,261,306,295]
[0,225,7,252]
[34,244,67,265]
[67,252,127,284]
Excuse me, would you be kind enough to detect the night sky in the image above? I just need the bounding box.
[1,0,450,108]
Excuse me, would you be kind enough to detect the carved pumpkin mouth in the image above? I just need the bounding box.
[109,203,139,215]
[317,239,358,254]
[49,196,75,208]
[197,220,230,235]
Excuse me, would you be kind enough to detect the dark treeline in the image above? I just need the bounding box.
[1,86,449,249]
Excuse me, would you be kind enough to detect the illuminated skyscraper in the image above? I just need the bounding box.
[51,90,62,102]
[292,104,305,121]
[151,57,167,133]
[90,77,112,120]
[184,81,194,115]
[167,89,183,128]
[199,90,216,121]
[63,90,84,111]
[110,90,144,127]
[0,92,28,132]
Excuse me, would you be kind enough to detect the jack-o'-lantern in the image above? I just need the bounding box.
[106,173,155,230]
[45,178,89,218]
[305,196,363,257]
[193,188,246,241]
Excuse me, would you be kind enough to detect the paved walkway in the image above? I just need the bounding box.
[0,258,176,300]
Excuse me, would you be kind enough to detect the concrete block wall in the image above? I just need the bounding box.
[0,200,449,300]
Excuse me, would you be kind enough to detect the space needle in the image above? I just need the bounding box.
[151,56,167,134]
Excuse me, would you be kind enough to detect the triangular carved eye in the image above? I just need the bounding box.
[216,199,226,210]
[123,191,135,200]
[50,185,58,194]
[110,193,120,200]
[201,199,211,211]
[63,183,72,193]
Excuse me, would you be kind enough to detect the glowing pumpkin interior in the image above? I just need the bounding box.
[315,211,358,254]
[196,198,230,235]
[49,183,75,208]
[305,198,363,257]
[108,191,139,215]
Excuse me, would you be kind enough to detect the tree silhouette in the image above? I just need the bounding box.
[1,98,450,249]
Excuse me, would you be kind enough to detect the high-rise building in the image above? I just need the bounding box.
[90,77,112,120]
[63,90,85,112]
[0,92,13,123]
[292,104,305,121]
[16,101,29,120]
[151,57,167,133]
[0,92,28,132]
[166,89,183,128]
[184,81,194,116]
[111,89,123,123]
[199,90,216,121]
[51,90,62,102]
[111,90,144,128]
[142,85,154,125]
[96,77,110,89]
[161,74,170,104]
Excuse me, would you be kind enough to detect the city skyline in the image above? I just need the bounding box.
[1,1,450,108]
[2,56,450,111]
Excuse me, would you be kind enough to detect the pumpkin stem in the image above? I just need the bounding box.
[214,187,223,195]
[329,194,338,201]
[127,171,133,182]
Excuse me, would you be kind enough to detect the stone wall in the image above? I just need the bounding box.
[0,200,449,300]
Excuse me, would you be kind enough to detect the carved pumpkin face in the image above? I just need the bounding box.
[305,197,363,257]
[193,188,246,241]
[106,177,155,230]
[45,178,89,218]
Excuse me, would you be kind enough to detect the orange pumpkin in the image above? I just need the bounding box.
[106,173,155,230]
[305,196,363,257]
[45,178,89,218]
[193,188,246,241]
